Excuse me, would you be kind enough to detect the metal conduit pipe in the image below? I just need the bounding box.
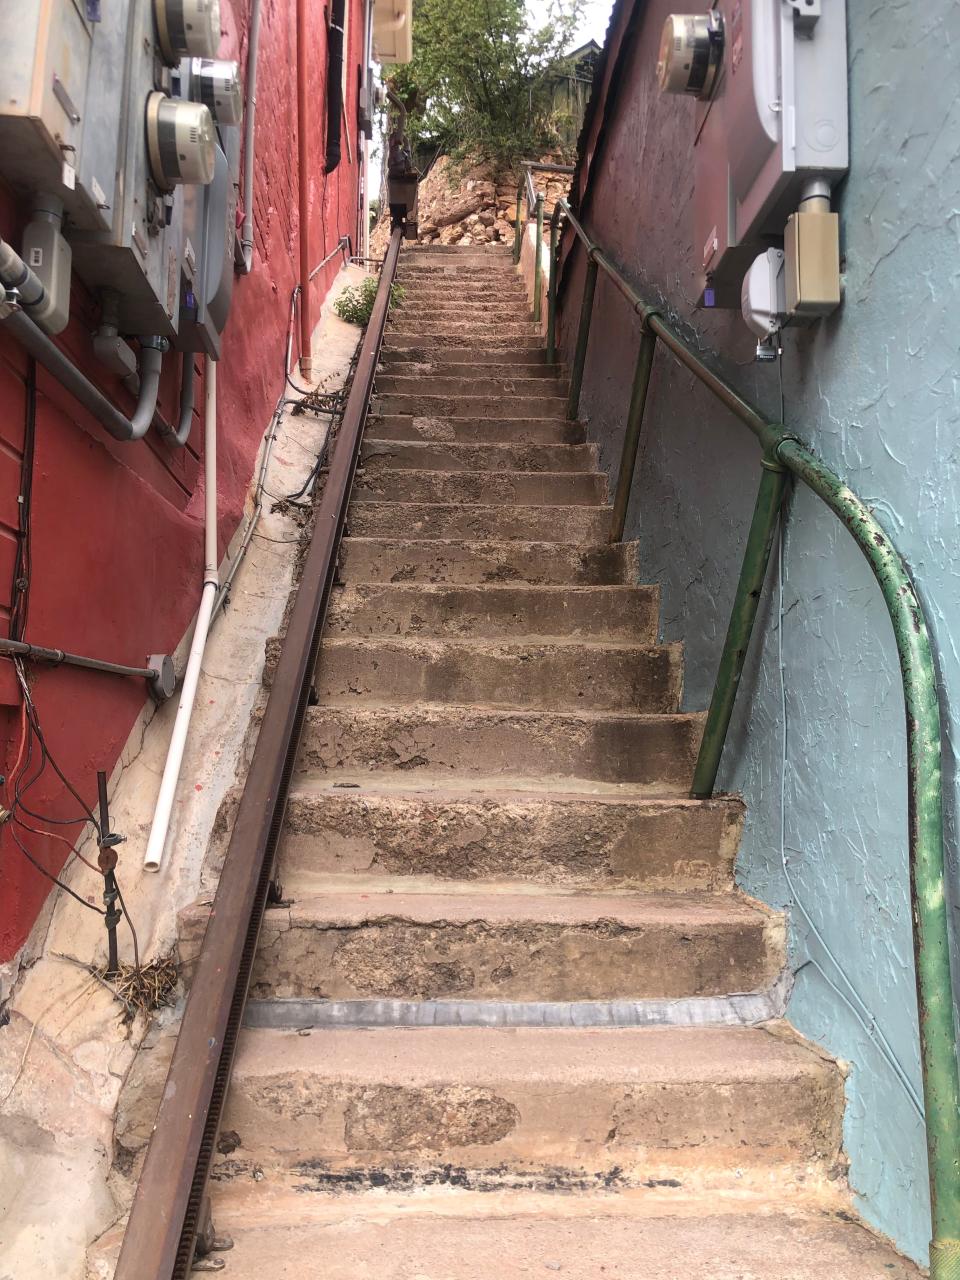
[144,357,219,873]
[1,236,166,442]
[235,0,262,275]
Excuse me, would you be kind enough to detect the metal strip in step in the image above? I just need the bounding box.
[243,975,791,1030]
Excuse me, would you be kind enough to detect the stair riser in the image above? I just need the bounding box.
[393,300,529,315]
[298,708,703,790]
[360,440,596,474]
[386,326,542,341]
[347,504,612,543]
[313,640,682,714]
[354,469,605,506]
[375,376,568,396]
[384,336,545,351]
[397,267,522,281]
[326,583,657,641]
[379,361,565,379]
[338,539,638,586]
[366,416,585,445]
[237,913,781,1003]
[280,793,743,891]
[379,347,548,365]
[221,1058,843,1176]
[373,396,569,418]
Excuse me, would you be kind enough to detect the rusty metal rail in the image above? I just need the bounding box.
[114,227,404,1280]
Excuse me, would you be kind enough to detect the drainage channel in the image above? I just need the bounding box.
[113,229,405,1280]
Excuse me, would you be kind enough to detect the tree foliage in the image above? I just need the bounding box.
[387,0,585,171]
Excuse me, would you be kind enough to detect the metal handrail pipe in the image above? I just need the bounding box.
[522,161,576,175]
[549,194,960,1276]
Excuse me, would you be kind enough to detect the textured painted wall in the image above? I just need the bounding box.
[0,0,364,959]
[559,0,960,1263]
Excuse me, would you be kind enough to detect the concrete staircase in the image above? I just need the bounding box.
[199,246,920,1277]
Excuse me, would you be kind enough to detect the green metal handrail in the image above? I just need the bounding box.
[547,196,960,1278]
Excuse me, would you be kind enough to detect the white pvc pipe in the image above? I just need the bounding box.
[144,358,219,872]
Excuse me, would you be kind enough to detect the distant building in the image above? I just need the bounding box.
[549,40,602,148]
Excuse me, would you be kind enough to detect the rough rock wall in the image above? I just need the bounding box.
[372,155,572,252]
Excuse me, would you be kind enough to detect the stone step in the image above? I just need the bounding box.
[360,438,596,474]
[219,1025,843,1177]
[386,317,541,334]
[353,467,606,507]
[197,1186,923,1280]
[313,637,682,714]
[394,288,531,307]
[383,334,545,351]
[297,705,703,791]
[338,538,637,586]
[279,778,743,891]
[393,298,528,314]
[397,265,522,280]
[347,502,612,543]
[191,888,782,1003]
[379,359,566,379]
[379,346,549,365]
[366,415,585,444]
[326,582,658,641]
[372,394,568,418]
[374,374,568,396]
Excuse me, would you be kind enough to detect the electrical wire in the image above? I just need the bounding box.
[774,346,925,1121]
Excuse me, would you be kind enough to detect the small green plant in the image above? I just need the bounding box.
[334,275,405,326]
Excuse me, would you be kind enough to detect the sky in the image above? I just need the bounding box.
[369,0,614,197]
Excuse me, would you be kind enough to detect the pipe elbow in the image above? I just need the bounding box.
[128,342,165,441]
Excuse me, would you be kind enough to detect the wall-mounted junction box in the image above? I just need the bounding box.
[658,0,848,309]
[0,0,240,348]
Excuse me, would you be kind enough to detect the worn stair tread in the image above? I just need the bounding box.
[377,360,565,378]
[347,502,613,543]
[266,886,773,928]
[379,347,549,363]
[288,771,732,804]
[231,1023,829,1086]
[366,415,586,444]
[198,1185,924,1280]
[338,537,636,585]
[326,582,658,640]
[374,396,570,417]
[313,636,682,714]
[360,439,597,472]
[353,467,606,506]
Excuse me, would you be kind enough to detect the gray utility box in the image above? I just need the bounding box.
[0,1,241,347]
[693,0,848,307]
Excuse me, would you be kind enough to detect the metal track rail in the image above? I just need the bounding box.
[114,228,404,1280]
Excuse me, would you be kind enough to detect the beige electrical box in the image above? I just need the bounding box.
[784,210,841,319]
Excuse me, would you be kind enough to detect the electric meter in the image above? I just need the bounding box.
[657,12,723,98]
[146,92,216,189]
[154,0,222,64]
[194,59,243,125]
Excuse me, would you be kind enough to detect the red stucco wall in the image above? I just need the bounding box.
[0,0,365,960]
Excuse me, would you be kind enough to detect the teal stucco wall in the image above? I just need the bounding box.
[560,0,960,1262]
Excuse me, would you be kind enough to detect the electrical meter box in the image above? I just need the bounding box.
[684,0,848,306]
[0,0,108,231]
[0,1,240,345]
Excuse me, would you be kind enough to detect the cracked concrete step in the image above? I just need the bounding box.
[218,1025,843,1177]
[337,538,637,585]
[347,502,612,543]
[326,582,658,641]
[192,1186,925,1280]
[397,265,523,281]
[366,415,585,444]
[313,637,682,714]
[374,374,568,396]
[383,334,545,351]
[353,468,605,506]
[279,779,743,891]
[393,298,530,315]
[379,346,549,364]
[297,705,703,791]
[217,888,783,1003]
[359,439,596,474]
[373,393,569,418]
[379,359,565,379]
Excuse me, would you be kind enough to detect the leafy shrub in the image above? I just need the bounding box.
[334,275,405,327]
